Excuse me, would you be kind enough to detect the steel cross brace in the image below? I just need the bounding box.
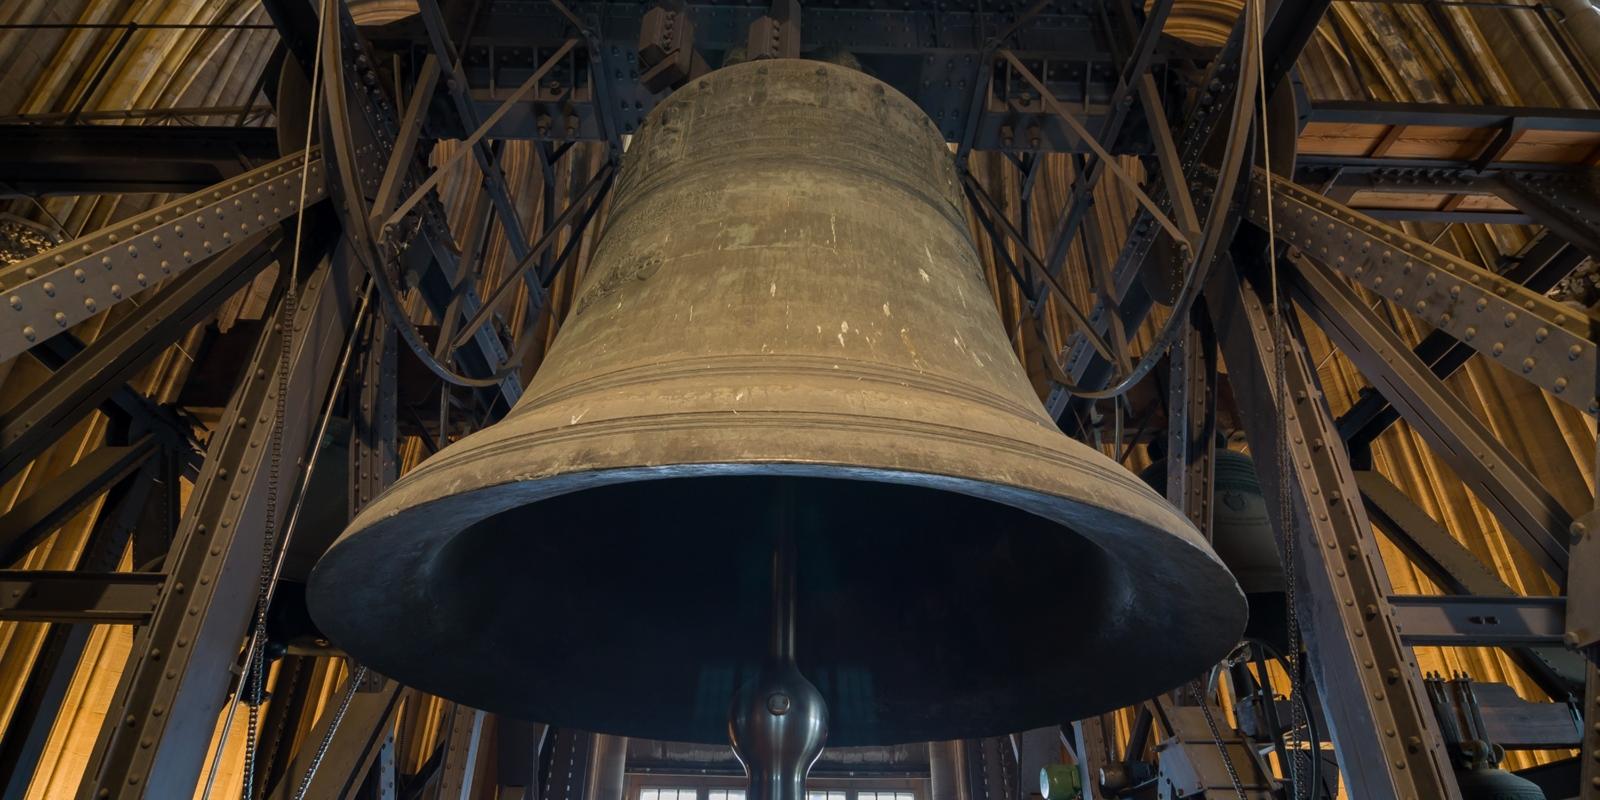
[0,150,324,362]
[1279,250,1574,583]
[0,434,157,566]
[0,457,154,800]
[0,570,163,623]
[1337,231,1585,457]
[0,229,279,488]
[1244,169,1600,414]
[1358,470,1587,697]
[76,247,365,798]
[1207,255,1457,798]
[314,0,523,412]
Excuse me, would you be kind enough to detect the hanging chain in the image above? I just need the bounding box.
[1187,681,1248,800]
[291,665,370,800]
[1249,0,1309,792]
[241,285,294,799]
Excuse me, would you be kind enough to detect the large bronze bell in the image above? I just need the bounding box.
[309,59,1244,754]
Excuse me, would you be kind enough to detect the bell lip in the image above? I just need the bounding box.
[309,451,1248,745]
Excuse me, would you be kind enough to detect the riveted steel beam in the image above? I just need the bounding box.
[0,150,324,362]
[76,246,363,798]
[1337,232,1583,455]
[1280,251,1574,581]
[1245,169,1600,414]
[1208,254,1457,798]
[0,230,278,487]
[1388,596,1567,648]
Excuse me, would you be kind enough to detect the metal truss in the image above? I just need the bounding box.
[1209,255,1457,797]
[0,124,280,197]
[1245,169,1599,414]
[76,247,364,797]
[0,150,324,362]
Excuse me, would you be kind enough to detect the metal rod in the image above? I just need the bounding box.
[997,50,1194,251]
[447,163,615,351]
[379,39,578,234]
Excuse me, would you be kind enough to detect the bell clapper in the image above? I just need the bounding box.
[729,480,829,800]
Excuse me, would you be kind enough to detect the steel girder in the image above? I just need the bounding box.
[1358,470,1587,697]
[0,570,163,623]
[0,150,324,362]
[1207,255,1457,798]
[267,307,401,799]
[1279,251,1574,582]
[1246,169,1600,413]
[266,677,406,800]
[0,462,152,800]
[1337,232,1584,457]
[0,435,156,566]
[1387,595,1567,648]
[0,124,279,197]
[76,247,364,798]
[0,229,278,487]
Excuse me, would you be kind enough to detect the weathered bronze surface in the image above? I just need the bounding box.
[309,59,1245,746]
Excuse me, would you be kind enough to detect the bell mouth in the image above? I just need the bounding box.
[308,462,1245,746]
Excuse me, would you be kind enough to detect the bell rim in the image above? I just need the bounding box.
[309,414,1248,744]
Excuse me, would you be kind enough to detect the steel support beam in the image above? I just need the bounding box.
[433,706,487,800]
[77,247,363,798]
[267,677,406,800]
[1207,255,1457,798]
[1389,595,1567,647]
[0,150,323,362]
[0,570,162,623]
[1305,99,1600,133]
[1244,169,1599,414]
[1493,170,1600,263]
[0,464,152,799]
[1358,470,1586,696]
[0,230,278,487]
[1165,306,1216,538]
[1337,232,1583,455]
[0,435,157,566]
[543,730,596,800]
[1280,251,1573,581]
[0,124,279,196]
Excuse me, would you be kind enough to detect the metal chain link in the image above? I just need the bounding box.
[1187,681,1247,800]
[242,286,296,800]
[292,665,370,800]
